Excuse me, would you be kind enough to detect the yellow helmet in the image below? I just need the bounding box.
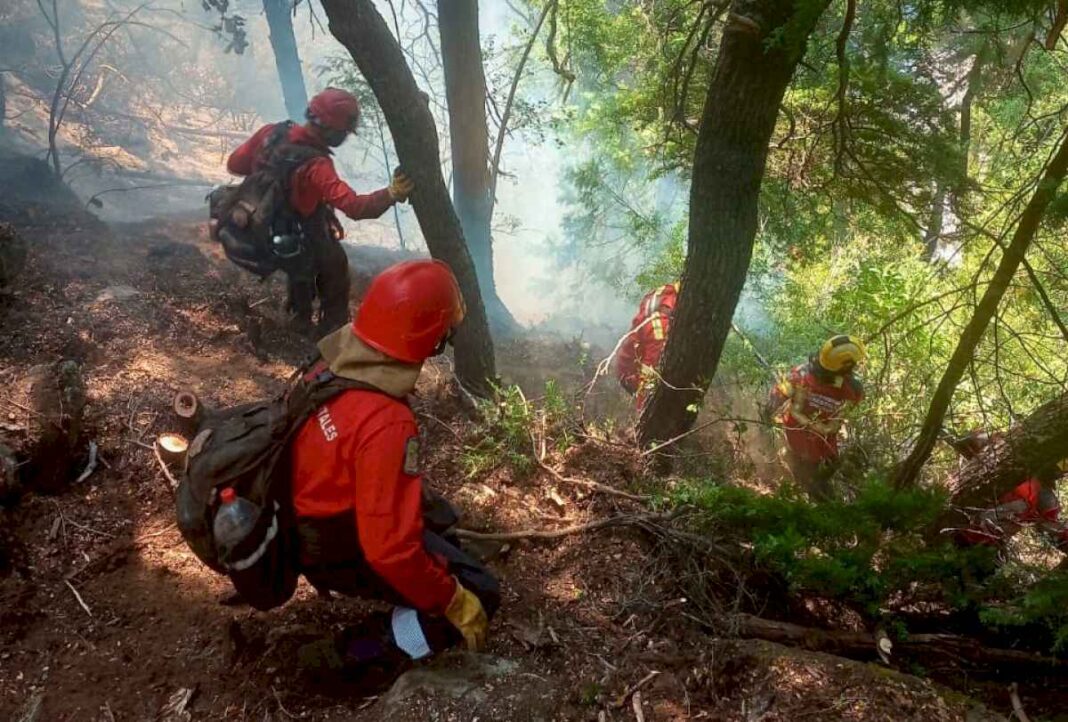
[818,335,866,372]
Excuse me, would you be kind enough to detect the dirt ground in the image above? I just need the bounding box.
[0,197,1044,721]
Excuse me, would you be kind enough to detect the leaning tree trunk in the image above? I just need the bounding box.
[437,0,520,336]
[933,391,1068,534]
[263,0,309,122]
[320,0,496,395]
[893,129,1068,489]
[637,0,830,447]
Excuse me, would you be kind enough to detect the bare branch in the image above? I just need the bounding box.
[489,0,553,211]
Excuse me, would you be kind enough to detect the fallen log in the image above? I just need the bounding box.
[733,614,1067,674]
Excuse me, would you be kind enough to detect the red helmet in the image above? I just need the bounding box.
[353,260,466,363]
[306,87,361,133]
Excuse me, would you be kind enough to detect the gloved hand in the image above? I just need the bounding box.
[389,169,415,203]
[444,579,489,651]
[810,420,835,436]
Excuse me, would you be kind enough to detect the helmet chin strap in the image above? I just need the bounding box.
[431,329,457,358]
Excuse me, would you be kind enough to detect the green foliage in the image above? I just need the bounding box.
[981,570,1068,652]
[668,476,1068,652]
[459,381,579,478]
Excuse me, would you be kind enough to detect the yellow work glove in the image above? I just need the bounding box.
[389,169,415,203]
[444,579,489,651]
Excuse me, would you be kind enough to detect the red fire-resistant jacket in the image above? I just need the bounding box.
[616,283,679,405]
[782,362,864,463]
[227,123,395,221]
[289,388,457,615]
[960,478,1068,547]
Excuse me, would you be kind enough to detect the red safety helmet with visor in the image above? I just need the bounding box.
[353,260,466,364]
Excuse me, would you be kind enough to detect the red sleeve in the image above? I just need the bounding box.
[299,157,396,220]
[353,419,457,614]
[227,124,274,176]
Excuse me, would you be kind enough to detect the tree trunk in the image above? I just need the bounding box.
[263,0,309,122]
[437,0,520,336]
[320,0,497,395]
[636,0,830,447]
[922,186,945,262]
[937,391,1068,524]
[893,130,1068,489]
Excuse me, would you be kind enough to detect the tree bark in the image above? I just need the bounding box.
[893,130,1068,489]
[437,0,520,335]
[320,0,497,395]
[922,186,945,262]
[263,0,309,122]
[637,0,830,447]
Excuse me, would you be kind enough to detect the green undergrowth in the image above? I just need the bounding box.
[459,381,580,479]
[661,477,1068,654]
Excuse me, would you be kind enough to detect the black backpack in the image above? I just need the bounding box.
[208,121,327,278]
[175,358,375,610]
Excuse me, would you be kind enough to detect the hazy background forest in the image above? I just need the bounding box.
[1,0,1068,720]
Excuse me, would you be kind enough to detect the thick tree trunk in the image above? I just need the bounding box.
[320,0,496,395]
[637,0,830,447]
[937,391,1068,525]
[437,0,520,336]
[263,0,309,122]
[893,130,1068,488]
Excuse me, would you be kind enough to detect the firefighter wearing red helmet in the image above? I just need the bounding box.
[226,87,415,334]
[288,260,498,679]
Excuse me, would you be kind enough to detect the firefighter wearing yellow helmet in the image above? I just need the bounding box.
[774,335,866,500]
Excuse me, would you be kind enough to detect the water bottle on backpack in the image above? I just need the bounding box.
[213,487,261,568]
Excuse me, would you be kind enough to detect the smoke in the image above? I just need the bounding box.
[0,0,649,342]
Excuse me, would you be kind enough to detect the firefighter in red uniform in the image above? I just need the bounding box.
[771,335,866,500]
[226,87,415,334]
[616,282,679,409]
[290,260,499,676]
[949,430,1068,553]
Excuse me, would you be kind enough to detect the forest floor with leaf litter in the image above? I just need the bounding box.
[0,205,1039,721]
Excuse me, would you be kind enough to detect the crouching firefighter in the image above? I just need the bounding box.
[616,282,679,410]
[176,260,499,679]
[946,429,1068,554]
[211,87,415,335]
[766,335,866,501]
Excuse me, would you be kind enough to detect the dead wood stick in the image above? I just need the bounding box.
[153,442,179,491]
[538,458,648,502]
[65,579,93,617]
[632,690,646,722]
[453,513,662,541]
[613,670,660,709]
[1010,682,1031,722]
[0,396,62,428]
[733,614,1068,671]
